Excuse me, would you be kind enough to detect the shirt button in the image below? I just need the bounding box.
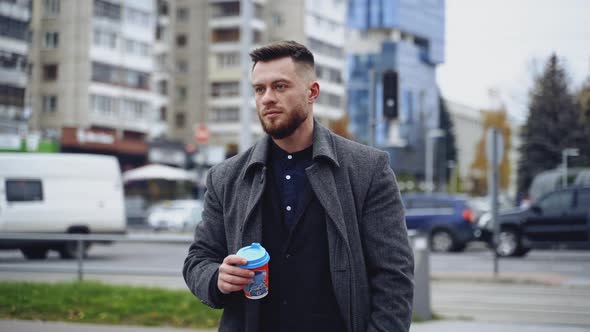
[287,155,292,160]
[285,253,291,259]
[282,300,288,305]
[285,175,291,180]
[286,206,292,211]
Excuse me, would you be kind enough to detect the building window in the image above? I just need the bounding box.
[176,34,187,47]
[211,107,239,122]
[6,180,43,202]
[210,2,240,17]
[307,37,343,58]
[211,28,239,43]
[211,82,239,97]
[157,80,168,95]
[42,64,58,81]
[159,106,167,121]
[94,0,122,21]
[271,13,284,26]
[91,62,150,90]
[90,94,117,117]
[158,0,169,16]
[216,52,239,68]
[176,60,188,73]
[44,32,59,48]
[125,39,150,56]
[42,95,57,113]
[176,86,187,101]
[176,7,189,21]
[0,16,28,41]
[126,7,151,27]
[121,98,147,119]
[93,29,117,49]
[44,0,60,16]
[317,92,342,108]
[175,112,185,129]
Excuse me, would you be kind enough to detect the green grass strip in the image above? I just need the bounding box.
[0,281,221,329]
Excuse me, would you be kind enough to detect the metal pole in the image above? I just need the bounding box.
[562,150,567,188]
[77,239,84,281]
[368,68,376,147]
[425,135,433,193]
[239,0,253,153]
[491,129,500,276]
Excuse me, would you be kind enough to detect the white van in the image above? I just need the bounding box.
[0,153,126,259]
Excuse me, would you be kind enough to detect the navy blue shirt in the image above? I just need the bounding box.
[269,141,314,227]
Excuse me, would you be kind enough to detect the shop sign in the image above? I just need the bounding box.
[77,129,115,145]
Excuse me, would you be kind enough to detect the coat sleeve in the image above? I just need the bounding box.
[361,152,414,332]
[182,165,233,308]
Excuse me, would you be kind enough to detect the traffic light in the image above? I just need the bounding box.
[382,70,399,119]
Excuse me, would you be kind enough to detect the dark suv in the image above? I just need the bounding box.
[479,186,590,257]
[402,193,477,252]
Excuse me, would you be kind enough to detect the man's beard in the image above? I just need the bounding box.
[259,106,308,139]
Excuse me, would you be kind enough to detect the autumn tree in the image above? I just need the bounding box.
[329,113,354,140]
[469,109,512,196]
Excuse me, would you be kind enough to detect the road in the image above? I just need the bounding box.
[1,238,590,327]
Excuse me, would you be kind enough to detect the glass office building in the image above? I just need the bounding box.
[347,0,445,176]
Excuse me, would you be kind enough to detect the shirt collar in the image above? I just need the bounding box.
[269,139,313,163]
[243,119,340,178]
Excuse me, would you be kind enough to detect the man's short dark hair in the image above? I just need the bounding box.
[249,40,315,70]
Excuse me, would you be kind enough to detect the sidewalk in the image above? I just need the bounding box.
[2,319,589,332]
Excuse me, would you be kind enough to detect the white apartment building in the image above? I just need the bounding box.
[0,0,30,145]
[266,0,347,123]
[27,0,161,168]
[172,0,347,150]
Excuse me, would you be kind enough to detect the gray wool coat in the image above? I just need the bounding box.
[183,120,414,332]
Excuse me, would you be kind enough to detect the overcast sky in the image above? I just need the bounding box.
[437,0,590,122]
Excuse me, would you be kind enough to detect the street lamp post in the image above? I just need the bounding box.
[561,148,579,187]
[425,129,445,193]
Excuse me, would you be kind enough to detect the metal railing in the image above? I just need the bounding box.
[0,230,431,320]
[0,232,193,280]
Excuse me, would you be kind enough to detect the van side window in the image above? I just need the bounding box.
[6,180,44,202]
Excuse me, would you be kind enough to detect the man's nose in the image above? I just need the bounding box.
[260,89,277,105]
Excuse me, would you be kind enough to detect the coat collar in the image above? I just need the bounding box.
[243,119,340,180]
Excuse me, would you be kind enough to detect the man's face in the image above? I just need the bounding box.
[251,57,312,139]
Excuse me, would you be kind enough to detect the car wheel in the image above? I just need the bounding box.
[430,229,455,252]
[21,248,49,260]
[495,228,525,257]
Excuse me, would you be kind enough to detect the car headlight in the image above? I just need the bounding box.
[478,212,492,228]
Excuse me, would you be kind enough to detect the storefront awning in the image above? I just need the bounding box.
[123,164,195,183]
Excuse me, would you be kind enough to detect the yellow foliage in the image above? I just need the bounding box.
[329,113,353,139]
[469,109,512,195]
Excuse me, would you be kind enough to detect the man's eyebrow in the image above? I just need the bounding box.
[252,79,292,87]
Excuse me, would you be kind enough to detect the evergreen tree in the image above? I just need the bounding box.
[574,80,590,166]
[517,54,580,193]
[438,98,458,184]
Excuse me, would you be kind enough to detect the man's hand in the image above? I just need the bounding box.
[217,255,254,294]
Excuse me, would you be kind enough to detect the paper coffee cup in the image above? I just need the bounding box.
[236,242,270,300]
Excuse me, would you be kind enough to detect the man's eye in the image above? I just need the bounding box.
[275,84,286,90]
[254,87,264,94]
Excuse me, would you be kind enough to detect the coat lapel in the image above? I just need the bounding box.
[306,163,348,243]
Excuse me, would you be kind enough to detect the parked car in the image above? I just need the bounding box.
[146,199,203,232]
[402,193,478,252]
[477,186,590,257]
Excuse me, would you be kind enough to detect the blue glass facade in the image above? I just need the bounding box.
[346,0,445,176]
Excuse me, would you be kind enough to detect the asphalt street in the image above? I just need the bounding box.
[1,238,590,328]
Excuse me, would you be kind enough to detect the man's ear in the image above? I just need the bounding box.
[308,81,320,104]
